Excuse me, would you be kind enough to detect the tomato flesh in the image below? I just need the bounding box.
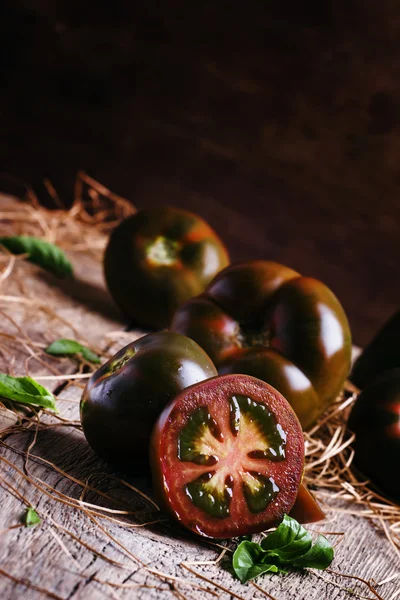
[178,396,286,519]
[150,374,305,538]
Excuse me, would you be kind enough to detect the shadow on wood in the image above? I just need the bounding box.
[39,271,125,325]
[7,423,158,513]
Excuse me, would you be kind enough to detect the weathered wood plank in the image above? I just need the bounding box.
[1,379,399,600]
[0,194,132,435]
[0,195,125,378]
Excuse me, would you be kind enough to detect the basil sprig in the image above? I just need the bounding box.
[0,373,57,411]
[0,235,73,278]
[45,339,100,363]
[232,515,334,583]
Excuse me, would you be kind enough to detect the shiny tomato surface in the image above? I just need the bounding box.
[171,260,352,429]
[348,369,400,502]
[150,374,306,538]
[104,206,229,328]
[80,331,217,471]
[351,311,400,390]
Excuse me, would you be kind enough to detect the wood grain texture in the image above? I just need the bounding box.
[1,384,399,600]
[0,193,128,434]
[0,193,125,359]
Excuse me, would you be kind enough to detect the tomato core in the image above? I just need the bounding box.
[237,321,271,349]
[176,394,287,520]
[146,236,181,267]
[109,347,136,374]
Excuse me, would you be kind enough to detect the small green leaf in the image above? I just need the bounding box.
[45,339,100,363]
[23,507,41,527]
[232,541,288,583]
[292,534,334,569]
[80,346,101,363]
[261,515,312,562]
[233,541,272,583]
[232,515,334,584]
[0,373,57,411]
[0,235,73,278]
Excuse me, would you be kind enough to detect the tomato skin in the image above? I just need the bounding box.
[219,348,322,428]
[150,374,306,539]
[171,295,241,365]
[171,261,352,429]
[348,369,400,502]
[80,331,217,472]
[351,311,400,390]
[268,276,351,405]
[206,260,300,322]
[104,206,229,328]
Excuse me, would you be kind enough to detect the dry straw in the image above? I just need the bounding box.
[0,173,398,599]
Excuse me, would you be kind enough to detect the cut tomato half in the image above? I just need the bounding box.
[150,374,305,538]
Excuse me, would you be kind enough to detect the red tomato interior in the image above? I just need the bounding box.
[152,374,305,538]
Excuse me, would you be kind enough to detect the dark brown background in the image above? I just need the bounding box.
[1,1,399,345]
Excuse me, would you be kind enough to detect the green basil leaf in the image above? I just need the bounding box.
[239,563,281,583]
[232,541,286,582]
[0,373,57,411]
[233,541,267,582]
[45,339,100,363]
[231,516,334,584]
[0,235,73,278]
[23,507,40,527]
[80,346,101,363]
[261,515,312,562]
[292,534,334,569]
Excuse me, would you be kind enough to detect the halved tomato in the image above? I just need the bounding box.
[150,374,306,538]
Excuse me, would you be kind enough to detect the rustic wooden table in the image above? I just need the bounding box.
[0,195,399,600]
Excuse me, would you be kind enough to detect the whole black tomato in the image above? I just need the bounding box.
[348,369,400,502]
[351,311,400,390]
[80,331,217,471]
[150,373,324,539]
[104,206,229,328]
[171,260,352,429]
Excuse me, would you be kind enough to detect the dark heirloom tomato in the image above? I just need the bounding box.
[171,260,352,429]
[348,369,400,502]
[80,332,217,471]
[351,311,400,390]
[150,374,311,539]
[104,206,229,329]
